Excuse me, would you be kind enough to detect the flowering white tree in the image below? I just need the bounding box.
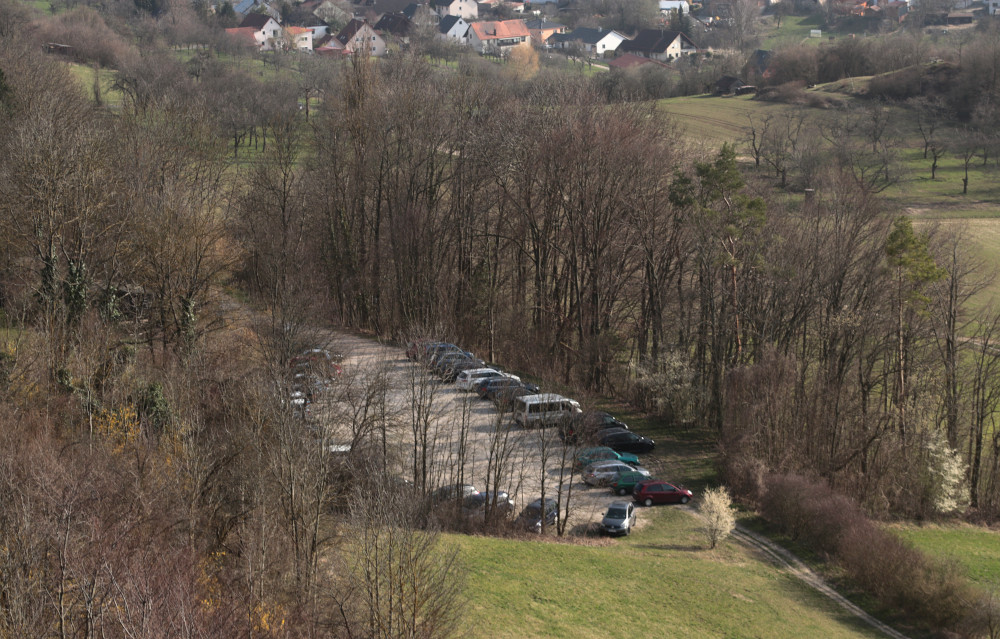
[701,486,736,549]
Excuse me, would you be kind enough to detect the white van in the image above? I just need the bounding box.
[512,394,582,428]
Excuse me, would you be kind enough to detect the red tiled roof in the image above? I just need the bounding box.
[225,27,260,45]
[608,53,667,68]
[469,19,529,40]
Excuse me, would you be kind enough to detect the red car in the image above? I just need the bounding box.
[633,480,692,507]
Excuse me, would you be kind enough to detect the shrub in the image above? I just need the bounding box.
[760,473,980,634]
[701,486,736,549]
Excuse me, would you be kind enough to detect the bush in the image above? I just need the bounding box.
[759,473,980,634]
[700,486,735,549]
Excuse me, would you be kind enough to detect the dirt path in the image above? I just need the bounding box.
[716,515,910,639]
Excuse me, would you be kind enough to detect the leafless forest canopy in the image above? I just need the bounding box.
[5,0,1000,634]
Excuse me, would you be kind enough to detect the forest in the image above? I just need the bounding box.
[4,0,1000,633]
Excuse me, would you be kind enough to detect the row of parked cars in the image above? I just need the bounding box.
[407,338,691,536]
[287,347,343,419]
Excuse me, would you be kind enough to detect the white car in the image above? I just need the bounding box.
[455,368,519,391]
[583,462,650,487]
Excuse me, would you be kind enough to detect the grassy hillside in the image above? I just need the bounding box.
[892,523,1000,591]
[453,506,887,638]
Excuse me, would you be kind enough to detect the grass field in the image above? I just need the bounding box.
[64,62,123,108]
[891,523,1000,590]
[760,14,829,49]
[452,505,886,638]
[658,93,794,148]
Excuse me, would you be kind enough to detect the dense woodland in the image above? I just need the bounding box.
[5,0,1000,633]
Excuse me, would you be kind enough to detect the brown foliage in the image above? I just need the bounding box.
[760,473,981,635]
[29,7,138,68]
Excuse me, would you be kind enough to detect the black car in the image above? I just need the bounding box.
[475,377,524,399]
[434,352,479,377]
[599,429,655,454]
[492,385,536,411]
[517,497,559,533]
[559,410,630,443]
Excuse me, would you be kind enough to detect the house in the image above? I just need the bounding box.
[883,0,907,21]
[375,12,415,42]
[607,52,668,69]
[548,27,626,57]
[285,26,314,50]
[225,26,262,48]
[524,18,565,45]
[352,0,413,16]
[438,15,470,42]
[467,19,530,54]
[336,18,388,55]
[618,28,697,61]
[430,0,478,19]
[714,74,745,94]
[238,13,283,49]
[744,48,771,81]
[403,2,438,25]
[316,37,350,55]
[946,10,974,23]
[314,0,352,26]
[233,0,257,15]
[990,0,999,14]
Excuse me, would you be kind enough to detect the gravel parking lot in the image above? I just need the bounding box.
[326,332,653,533]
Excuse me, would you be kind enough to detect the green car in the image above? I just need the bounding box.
[611,470,653,496]
[575,447,640,471]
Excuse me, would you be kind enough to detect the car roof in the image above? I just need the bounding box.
[518,393,569,403]
[587,461,631,471]
[463,368,499,376]
[608,500,631,509]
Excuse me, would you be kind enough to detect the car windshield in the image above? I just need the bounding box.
[606,507,627,519]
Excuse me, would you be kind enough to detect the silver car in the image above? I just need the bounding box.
[583,462,650,487]
[601,501,637,536]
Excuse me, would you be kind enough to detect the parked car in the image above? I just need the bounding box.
[583,462,651,487]
[440,359,485,383]
[422,342,458,365]
[510,393,581,428]
[492,384,538,412]
[475,376,530,400]
[463,490,516,516]
[429,484,479,504]
[560,411,629,443]
[428,346,469,369]
[574,446,640,470]
[455,368,504,391]
[599,429,655,454]
[517,497,559,533]
[610,470,652,496]
[632,480,692,507]
[291,348,343,380]
[601,501,637,536]
[431,354,465,378]
[438,355,486,382]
